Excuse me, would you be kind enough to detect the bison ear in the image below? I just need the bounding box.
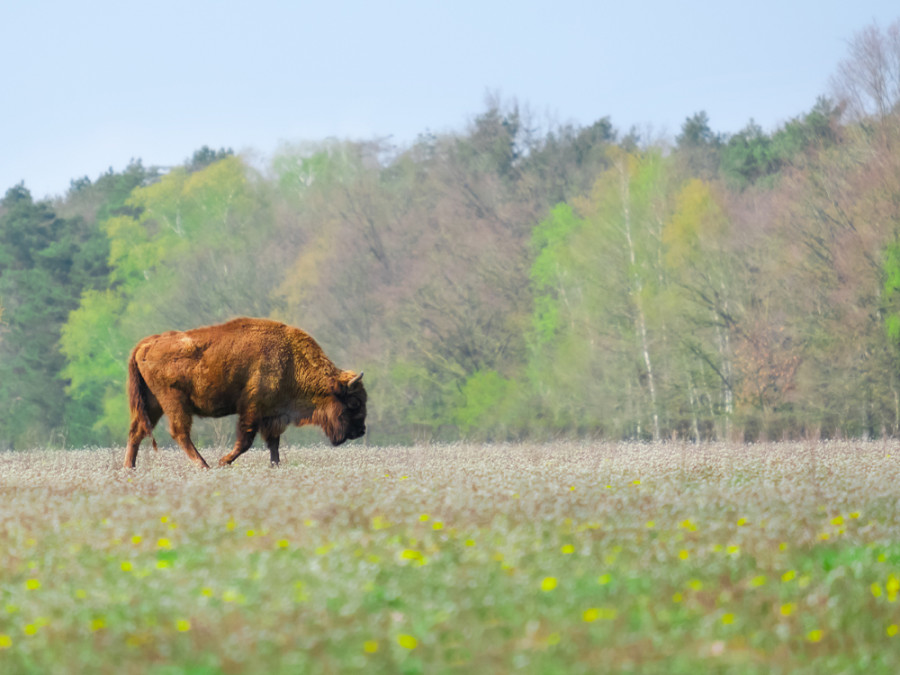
[332,371,364,397]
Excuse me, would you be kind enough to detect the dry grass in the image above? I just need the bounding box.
[1,441,899,674]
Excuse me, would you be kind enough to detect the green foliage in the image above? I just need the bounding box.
[676,111,720,148]
[377,360,460,443]
[3,76,900,446]
[0,185,110,447]
[882,242,900,343]
[59,155,277,441]
[676,111,722,179]
[186,145,234,172]
[60,290,129,441]
[771,97,840,156]
[453,370,518,438]
[720,99,841,189]
[663,179,726,267]
[530,203,584,344]
[720,120,778,188]
[62,160,154,225]
[461,100,522,178]
[525,151,680,438]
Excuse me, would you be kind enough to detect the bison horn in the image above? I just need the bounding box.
[348,371,364,387]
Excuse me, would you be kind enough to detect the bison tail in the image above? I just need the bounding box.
[128,350,159,452]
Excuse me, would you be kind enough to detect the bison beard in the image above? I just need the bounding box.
[124,318,367,469]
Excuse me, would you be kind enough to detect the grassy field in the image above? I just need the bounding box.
[1,441,899,674]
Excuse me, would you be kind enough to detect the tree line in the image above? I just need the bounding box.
[2,21,900,448]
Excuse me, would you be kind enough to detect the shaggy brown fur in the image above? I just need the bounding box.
[124,318,367,469]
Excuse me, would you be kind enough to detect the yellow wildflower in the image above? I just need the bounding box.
[400,549,423,562]
[396,634,417,649]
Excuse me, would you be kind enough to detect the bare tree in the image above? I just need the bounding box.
[830,20,900,123]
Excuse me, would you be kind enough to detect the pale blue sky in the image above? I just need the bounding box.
[2,0,898,199]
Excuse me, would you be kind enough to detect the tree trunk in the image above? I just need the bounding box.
[617,160,660,441]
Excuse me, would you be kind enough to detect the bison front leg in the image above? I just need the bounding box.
[218,417,258,466]
[264,434,281,467]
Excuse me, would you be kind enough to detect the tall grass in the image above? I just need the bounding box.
[1,441,899,674]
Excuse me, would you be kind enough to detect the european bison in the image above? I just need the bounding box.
[125,317,367,469]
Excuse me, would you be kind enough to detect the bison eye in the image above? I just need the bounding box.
[346,398,361,410]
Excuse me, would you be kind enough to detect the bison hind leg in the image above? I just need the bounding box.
[218,416,258,467]
[124,400,162,469]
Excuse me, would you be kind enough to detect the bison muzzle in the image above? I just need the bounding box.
[124,317,367,469]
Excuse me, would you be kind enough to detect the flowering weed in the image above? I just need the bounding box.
[0,441,899,673]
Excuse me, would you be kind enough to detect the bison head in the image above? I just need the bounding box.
[322,370,367,446]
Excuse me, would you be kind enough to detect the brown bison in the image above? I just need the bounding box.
[125,317,367,469]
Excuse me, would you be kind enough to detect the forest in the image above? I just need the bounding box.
[2,21,900,449]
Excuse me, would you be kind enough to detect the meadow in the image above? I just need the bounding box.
[1,441,899,674]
